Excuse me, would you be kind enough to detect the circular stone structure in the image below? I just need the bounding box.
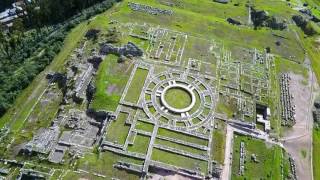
[161,84,196,113]
[142,70,216,130]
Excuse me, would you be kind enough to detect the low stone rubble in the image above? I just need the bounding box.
[128,2,173,16]
[280,73,295,126]
[239,141,245,176]
[289,156,297,180]
[22,126,60,155]
[100,41,143,58]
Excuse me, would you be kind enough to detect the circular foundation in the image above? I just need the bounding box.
[160,84,196,113]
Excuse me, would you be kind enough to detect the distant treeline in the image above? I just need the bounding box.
[24,0,120,27]
[0,0,120,117]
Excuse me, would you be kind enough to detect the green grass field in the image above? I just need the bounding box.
[231,134,282,180]
[78,150,143,179]
[155,138,207,155]
[164,87,192,109]
[105,112,130,145]
[124,68,149,104]
[152,148,208,172]
[127,134,150,154]
[135,121,154,132]
[313,128,320,180]
[157,128,208,146]
[91,55,132,111]
[212,130,226,164]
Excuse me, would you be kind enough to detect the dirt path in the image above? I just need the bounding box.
[149,172,192,180]
[281,70,315,180]
[221,124,233,180]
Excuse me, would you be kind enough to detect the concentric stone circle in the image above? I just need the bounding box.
[160,83,196,113]
[142,70,216,129]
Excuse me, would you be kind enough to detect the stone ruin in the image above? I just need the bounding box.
[21,126,60,155]
[280,73,296,126]
[100,41,143,58]
[128,2,173,16]
[18,169,46,180]
[256,104,271,133]
[62,53,101,104]
[48,109,108,164]
[239,141,245,176]
[289,156,297,180]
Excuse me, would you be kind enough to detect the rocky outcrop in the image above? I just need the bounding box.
[85,29,101,39]
[299,9,320,23]
[128,2,173,15]
[117,55,127,63]
[46,72,67,89]
[86,81,96,104]
[313,98,320,127]
[292,15,320,35]
[100,42,143,58]
[251,9,269,27]
[87,56,103,69]
[266,16,287,30]
[214,0,229,4]
[87,108,114,122]
[227,18,241,25]
[299,9,312,16]
[251,8,287,30]
[292,15,308,28]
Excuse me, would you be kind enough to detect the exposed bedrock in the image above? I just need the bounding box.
[99,42,143,57]
[250,8,287,30]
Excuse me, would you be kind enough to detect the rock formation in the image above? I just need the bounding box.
[100,42,143,57]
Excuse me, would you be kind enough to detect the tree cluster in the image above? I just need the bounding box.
[0,0,119,117]
[24,0,121,27]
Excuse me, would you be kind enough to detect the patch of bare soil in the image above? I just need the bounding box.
[148,170,192,180]
[282,71,315,180]
[107,84,118,94]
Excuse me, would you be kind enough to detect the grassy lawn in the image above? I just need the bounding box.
[216,94,239,119]
[124,68,149,104]
[113,0,303,62]
[152,148,208,173]
[155,138,207,155]
[157,128,208,146]
[127,134,150,154]
[62,171,105,180]
[91,55,132,112]
[212,130,226,164]
[105,112,130,145]
[135,121,154,132]
[313,128,320,180]
[231,134,282,180]
[274,57,308,78]
[77,150,143,179]
[164,87,192,109]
